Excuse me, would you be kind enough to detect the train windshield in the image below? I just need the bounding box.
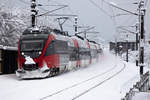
[21,40,44,51]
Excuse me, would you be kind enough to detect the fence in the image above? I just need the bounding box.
[122,71,149,100]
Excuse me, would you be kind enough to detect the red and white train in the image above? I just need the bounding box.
[16,27,102,79]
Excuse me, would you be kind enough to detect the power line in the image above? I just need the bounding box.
[88,0,111,17]
[18,0,50,13]
[90,0,120,39]
[108,3,118,34]
[102,0,138,30]
[145,0,148,7]
[47,0,63,5]
[47,14,77,16]
[38,4,68,7]
[37,5,68,17]
[18,0,30,5]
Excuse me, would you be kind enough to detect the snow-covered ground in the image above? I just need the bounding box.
[0,49,144,100]
[132,92,150,100]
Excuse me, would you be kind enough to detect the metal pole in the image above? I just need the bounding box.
[136,24,139,66]
[139,0,145,76]
[74,17,78,34]
[31,0,37,27]
[126,34,128,62]
[84,32,86,39]
[115,38,117,56]
[136,34,138,49]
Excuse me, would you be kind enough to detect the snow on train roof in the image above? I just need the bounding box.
[89,42,96,49]
[53,33,74,47]
[71,36,89,48]
[52,33,101,49]
[0,45,17,51]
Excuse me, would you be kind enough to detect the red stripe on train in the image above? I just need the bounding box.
[44,54,60,68]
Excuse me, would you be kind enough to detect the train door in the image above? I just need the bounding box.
[76,47,80,60]
[54,40,69,70]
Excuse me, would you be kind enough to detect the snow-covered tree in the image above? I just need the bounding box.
[0,6,29,47]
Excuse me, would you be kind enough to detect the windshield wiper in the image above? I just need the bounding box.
[21,49,41,52]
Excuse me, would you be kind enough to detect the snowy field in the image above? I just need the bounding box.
[0,50,143,100]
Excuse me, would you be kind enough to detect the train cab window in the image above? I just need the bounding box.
[54,40,68,54]
[21,40,44,51]
[20,40,45,58]
[45,40,68,56]
[45,40,55,56]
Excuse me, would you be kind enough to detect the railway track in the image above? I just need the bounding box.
[40,63,126,100]
[40,64,126,100]
[72,63,126,100]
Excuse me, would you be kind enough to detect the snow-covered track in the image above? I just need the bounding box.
[40,63,125,100]
[72,63,126,100]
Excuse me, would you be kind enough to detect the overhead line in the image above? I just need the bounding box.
[43,14,77,17]
[76,26,95,34]
[117,27,137,34]
[145,0,148,7]
[37,5,68,17]
[88,0,111,17]
[102,0,139,16]
[18,0,50,13]
[18,0,29,5]
[38,4,68,7]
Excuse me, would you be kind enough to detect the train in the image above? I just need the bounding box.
[16,27,103,79]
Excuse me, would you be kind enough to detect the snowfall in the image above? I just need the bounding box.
[0,48,150,100]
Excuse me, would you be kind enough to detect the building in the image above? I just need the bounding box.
[0,45,18,74]
[109,41,136,54]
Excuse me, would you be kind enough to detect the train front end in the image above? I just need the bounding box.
[16,28,52,79]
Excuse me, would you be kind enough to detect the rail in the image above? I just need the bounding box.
[40,63,126,100]
[72,63,126,100]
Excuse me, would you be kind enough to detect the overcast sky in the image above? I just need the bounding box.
[0,0,150,42]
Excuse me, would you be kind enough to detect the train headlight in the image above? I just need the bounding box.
[21,52,24,55]
[39,51,42,54]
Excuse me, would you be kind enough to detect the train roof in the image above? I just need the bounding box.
[22,27,69,36]
[22,27,53,35]
[22,27,101,48]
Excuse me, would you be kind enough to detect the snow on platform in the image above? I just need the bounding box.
[0,50,141,100]
[132,92,150,100]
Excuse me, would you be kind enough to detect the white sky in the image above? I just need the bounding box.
[0,0,150,42]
